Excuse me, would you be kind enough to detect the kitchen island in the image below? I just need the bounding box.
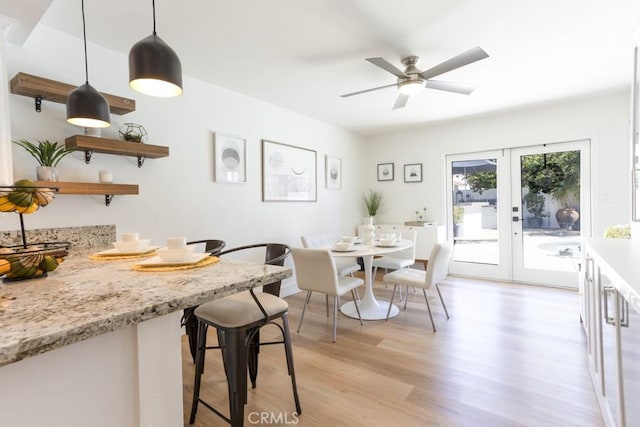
[0,249,292,427]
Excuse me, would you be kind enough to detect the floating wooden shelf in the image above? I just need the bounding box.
[35,181,139,207]
[65,135,169,167]
[10,72,135,115]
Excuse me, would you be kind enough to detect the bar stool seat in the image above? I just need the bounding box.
[196,292,288,328]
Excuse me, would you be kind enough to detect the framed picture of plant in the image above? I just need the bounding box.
[262,139,317,201]
[213,133,246,183]
[377,163,394,181]
[404,163,422,183]
[325,155,341,189]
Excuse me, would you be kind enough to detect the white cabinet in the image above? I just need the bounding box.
[357,223,445,265]
[582,238,640,427]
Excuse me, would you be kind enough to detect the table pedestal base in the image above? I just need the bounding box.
[340,299,399,321]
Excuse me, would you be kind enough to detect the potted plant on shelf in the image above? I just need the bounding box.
[524,191,547,228]
[12,139,74,182]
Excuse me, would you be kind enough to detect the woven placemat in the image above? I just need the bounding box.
[132,255,219,272]
[89,252,158,261]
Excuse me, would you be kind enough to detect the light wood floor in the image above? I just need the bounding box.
[182,276,603,427]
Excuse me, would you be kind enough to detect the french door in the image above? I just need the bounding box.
[446,140,590,287]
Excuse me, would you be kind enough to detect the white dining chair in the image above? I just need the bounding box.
[291,248,364,342]
[382,242,452,332]
[300,233,361,277]
[373,230,417,302]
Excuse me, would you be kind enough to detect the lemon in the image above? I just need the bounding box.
[0,196,16,212]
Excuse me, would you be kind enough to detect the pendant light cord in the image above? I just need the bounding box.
[152,0,157,35]
[81,0,89,84]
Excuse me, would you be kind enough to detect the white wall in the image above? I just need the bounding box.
[366,91,632,237]
[1,25,367,292]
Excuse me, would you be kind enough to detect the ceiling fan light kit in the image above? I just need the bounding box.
[129,0,183,97]
[66,0,111,128]
[341,46,489,110]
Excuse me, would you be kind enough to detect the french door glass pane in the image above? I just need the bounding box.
[451,159,498,265]
[520,151,581,272]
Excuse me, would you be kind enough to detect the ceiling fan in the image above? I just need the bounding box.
[340,46,489,110]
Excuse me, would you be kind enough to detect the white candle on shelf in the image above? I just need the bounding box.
[99,170,113,183]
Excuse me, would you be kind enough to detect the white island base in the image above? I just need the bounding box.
[0,311,183,427]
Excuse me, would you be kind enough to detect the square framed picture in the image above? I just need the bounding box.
[404,163,422,183]
[325,155,341,189]
[377,163,394,181]
[213,133,246,183]
[262,139,317,202]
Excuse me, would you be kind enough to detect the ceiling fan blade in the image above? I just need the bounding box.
[340,83,398,98]
[420,46,489,80]
[366,57,408,78]
[424,80,476,95]
[392,94,409,110]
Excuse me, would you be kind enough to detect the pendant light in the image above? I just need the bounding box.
[66,0,111,128]
[128,0,183,97]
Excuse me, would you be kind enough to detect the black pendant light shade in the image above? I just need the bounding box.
[66,83,110,128]
[66,0,110,128]
[129,33,183,97]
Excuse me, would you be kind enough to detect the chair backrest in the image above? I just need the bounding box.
[300,233,332,248]
[291,248,340,296]
[424,242,453,288]
[384,230,417,262]
[187,239,226,255]
[218,243,291,296]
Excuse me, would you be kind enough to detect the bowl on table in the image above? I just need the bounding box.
[112,239,151,253]
[340,236,358,244]
[378,238,396,246]
[156,245,195,262]
[333,241,354,251]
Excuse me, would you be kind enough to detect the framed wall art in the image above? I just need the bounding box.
[262,139,317,201]
[325,155,341,189]
[213,133,246,183]
[404,163,423,183]
[377,163,394,181]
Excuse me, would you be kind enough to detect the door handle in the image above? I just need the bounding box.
[603,285,616,325]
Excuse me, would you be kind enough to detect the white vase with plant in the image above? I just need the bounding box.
[363,189,383,244]
[12,139,74,182]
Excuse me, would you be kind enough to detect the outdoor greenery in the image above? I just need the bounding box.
[363,189,383,216]
[524,191,547,218]
[521,151,580,207]
[12,139,74,167]
[466,171,496,195]
[453,206,464,224]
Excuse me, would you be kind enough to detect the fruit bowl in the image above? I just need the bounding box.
[0,242,70,281]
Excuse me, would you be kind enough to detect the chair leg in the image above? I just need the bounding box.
[403,285,409,310]
[332,295,338,343]
[247,328,260,389]
[189,320,208,424]
[297,291,312,333]
[386,284,398,320]
[435,283,450,319]
[351,289,364,325]
[422,289,436,333]
[281,314,302,415]
[222,328,248,427]
[325,294,330,317]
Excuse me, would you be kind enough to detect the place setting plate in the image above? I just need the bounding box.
[135,252,210,268]
[331,247,358,252]
[94,246,162,257]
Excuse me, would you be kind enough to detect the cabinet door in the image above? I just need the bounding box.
[601,274,621,425]
[620,298,640,426]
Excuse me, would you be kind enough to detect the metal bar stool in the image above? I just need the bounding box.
[189,243,301,427]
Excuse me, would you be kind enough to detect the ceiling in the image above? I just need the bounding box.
[12,1,640,135]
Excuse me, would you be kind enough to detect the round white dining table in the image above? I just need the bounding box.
[330,239,413,320]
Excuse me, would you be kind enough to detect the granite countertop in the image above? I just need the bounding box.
[0,248,292,367]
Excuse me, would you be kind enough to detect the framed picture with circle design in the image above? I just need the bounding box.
[377,162,394,181]
[214,133,246,183]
